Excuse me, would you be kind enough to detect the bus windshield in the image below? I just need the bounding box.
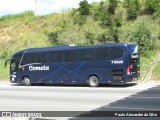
[10,60,19,72]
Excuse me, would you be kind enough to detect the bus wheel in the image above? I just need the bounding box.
[23,77,31,86]
[88,76,99,87]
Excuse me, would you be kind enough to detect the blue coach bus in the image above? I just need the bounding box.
[5,43,140,87]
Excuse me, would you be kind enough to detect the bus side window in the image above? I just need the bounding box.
[64,50,78,62]
[49,51,63,62]
[79,49,95,61]
[36,52,49,63]
[96,47,124,60]
[110,47,124,59]
[21,52,36,65]
[96,48,110,60]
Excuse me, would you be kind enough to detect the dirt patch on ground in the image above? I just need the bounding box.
[0,27,12,42]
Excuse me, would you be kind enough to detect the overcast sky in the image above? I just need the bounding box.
[0,0,101,16]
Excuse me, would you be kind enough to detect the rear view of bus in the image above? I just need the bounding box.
[127,43,140,82]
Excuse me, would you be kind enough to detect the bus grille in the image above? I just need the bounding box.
[112,69,123,80]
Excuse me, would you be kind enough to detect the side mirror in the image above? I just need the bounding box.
[5,59,10,67]
[5,58,20,67]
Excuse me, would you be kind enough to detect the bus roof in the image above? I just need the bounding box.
[16,43,138,53]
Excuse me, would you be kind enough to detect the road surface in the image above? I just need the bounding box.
[0,82,160,120]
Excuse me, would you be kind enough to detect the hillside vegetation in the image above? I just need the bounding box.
[151,61,160,81]
[0,0,160,80]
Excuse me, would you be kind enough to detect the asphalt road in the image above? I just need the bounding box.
[0,82,160,120]
[71,84,160,120]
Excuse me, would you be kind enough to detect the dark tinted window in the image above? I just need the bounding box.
[64,50,77,62]
[21,52,35,65]
[96,48,111,60]
[36,52,49,63]
[96,47,124,60]
[110,47,124,59]
[79,49,95,61]
[49,51,63,62]
[13,52,23,59]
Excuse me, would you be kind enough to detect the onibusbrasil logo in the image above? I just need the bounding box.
[29,65,49,71]
[1,112,42,117]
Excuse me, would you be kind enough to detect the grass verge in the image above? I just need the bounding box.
[151,61,160,81]
[0,59,9,81]
[138,51,157,81]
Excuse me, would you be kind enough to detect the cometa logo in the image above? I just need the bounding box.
[29,65,49,71]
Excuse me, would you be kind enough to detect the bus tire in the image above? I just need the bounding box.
[88,76,99,87]
[23,77,31,86]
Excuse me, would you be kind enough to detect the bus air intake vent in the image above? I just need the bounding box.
[112,69,123,80]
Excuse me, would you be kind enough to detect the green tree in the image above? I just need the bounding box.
[79,0,90,15]
[84,31,95,44]
[135,0,140,12]
[123,0,140,20]
[73,13,87,26]
[144,0,160,15]
[92,1,106,20]
[97,33,108,44]
[99,0,106,12]
[100,12,113,28]
[100,13,122,43]
[124,20,156,56]
[114,16,122,43]
[108,0,118,15]
[48,32,61,45]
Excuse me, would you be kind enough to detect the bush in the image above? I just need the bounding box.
[144,0,160,15]
[151,61,160,80]
[0,11,34,21]
[108,0,118,15]
[90,1,109,21]
[48,32,61,45]
[0,51,8,60]
[73,14,87,26]
[100,13,113,28]
[97,33,109,44]
[126,8,138,20]
[84,30,95,44]
[78,0,90,15]
[123,18,157,56]
[124,0,140,20]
